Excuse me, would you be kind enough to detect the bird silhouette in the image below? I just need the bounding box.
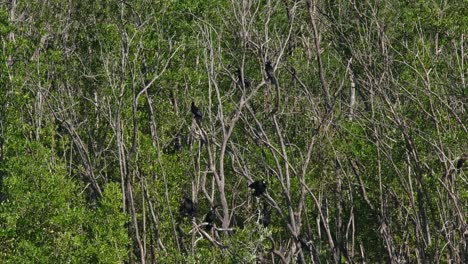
[236,68,251,89]
[298,235,311,252]
[191,101,202,124]
[204,205,218,231]
[456,155,467,169]
[179,196,197,218]
[265,60,277,85]
[164,132,182,154]
[249,180,267,197]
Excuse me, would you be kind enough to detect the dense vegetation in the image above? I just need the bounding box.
[0,0,466,263]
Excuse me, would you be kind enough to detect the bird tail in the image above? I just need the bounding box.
[269,76,277,85]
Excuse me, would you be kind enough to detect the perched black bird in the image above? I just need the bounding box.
[298,235,311,252]
[236,69,251,89]
[260,203,271,227]
[265,60,277,85]
[456,155,467,169]
[164,132,182,154]
[204,205,218,231]
[249,180,267,197]
[191,101,202,123]
[179,196,197,218]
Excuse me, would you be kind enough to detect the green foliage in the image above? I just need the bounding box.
[0,0,466,262]
[0,134,128,263]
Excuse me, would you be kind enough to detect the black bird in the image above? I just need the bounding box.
[260,203,271,227]
[265,60,277,85]
[236,69,251,89]
[164,132,182,154]
[298,235,311,252]
[456,154,467,169]
[249,180,267,197]
[191,101,202,123]
[179,196,197,218]
[204,205,218,230]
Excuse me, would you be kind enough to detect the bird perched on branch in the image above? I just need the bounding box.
[456,154,467,169]
[265,60,277,85]
[191,101,202,124]
[298,235,312,252]
[204,205,219,231]
[179,196,197,219]
[164,132,183,154]
[236,68,251,89]
[249,180,267,197]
